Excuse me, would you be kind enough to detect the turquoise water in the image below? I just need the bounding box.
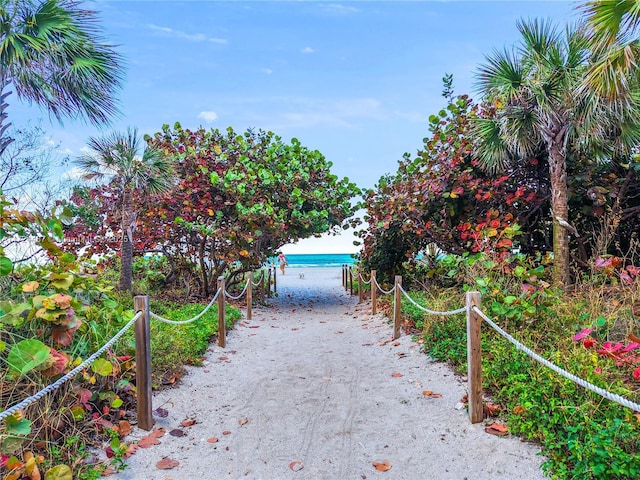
[272,253,357,268]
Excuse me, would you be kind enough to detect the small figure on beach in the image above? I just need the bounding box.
[278,253,288,275]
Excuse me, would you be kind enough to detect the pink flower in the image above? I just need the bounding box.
[633,367,640,381]
[573,328,593,342]
[594,367,602,374]
[621,271,634,285]
[598,341,624,356]
[626,265,640,276]
[622,342,640,353]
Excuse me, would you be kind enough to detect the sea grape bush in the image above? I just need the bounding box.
[67,124,360,296]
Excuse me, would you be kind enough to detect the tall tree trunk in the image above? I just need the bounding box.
[0,74,15,159]
[548,139,570,287]
[119,188,134,292]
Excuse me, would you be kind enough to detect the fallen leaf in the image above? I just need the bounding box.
[392,341,400,346]
[124,444,138,458]
[156,457,179,470]
[155,407,169,418]
[222,430,231,435]
[117,420,131,437]
[391,372,403,378]
[289,461,304,472]
[249,325,260,329]
[238,417,248,426]
[218,356,229,361]
[483,402,501,417]
[484,423,509,436]
[423,391,442,398]
[137,427,166,447]
[180,419,196,427]
[169,429,185,437]
[207,437,219,443]
[513,405,526,415]
[372,460,392,472]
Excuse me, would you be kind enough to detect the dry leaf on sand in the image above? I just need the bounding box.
[372,460,392,471]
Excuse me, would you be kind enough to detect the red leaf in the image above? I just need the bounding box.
[156,457,179,470]
[391,372,403,378]
[289,461,304,472]
[372,460,392,471]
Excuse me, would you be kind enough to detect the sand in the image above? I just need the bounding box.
[119,267,547,480]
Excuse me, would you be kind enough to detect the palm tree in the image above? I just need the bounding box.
[580,0,640,101]
[77,128,174,292]
[0,0,122,157]
[474,18,640,287]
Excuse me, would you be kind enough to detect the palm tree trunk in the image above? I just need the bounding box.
[119,188,134,292]
[548,141,570,287]
[0,74,14,159]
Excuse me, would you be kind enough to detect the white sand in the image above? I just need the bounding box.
[119,268,546,480]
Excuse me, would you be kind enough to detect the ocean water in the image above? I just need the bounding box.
[274,253,357,268]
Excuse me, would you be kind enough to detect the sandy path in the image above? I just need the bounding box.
[120,267,546,480]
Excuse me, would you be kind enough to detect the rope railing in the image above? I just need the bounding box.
[472,305,640,413]
[0,269,266,432]
[372,275,396,295]
[0,312,141,422]
[150,288,222,325]
[398,284,466,316]
[224,279,250,300]
[343,269,640,423]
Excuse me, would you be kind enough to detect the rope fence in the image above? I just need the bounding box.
[0,312,141,422]
[1,268,274,431]
[345,270,640,423]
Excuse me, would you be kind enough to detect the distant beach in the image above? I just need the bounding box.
[272,253,357,268]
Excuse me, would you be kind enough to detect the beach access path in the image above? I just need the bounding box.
[120,267,547,480]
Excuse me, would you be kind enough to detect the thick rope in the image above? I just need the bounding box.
[398,284,466,316]
[372,275,395,295]
[358,272,372,285]
[0,312,141,421]
[224,279,250,300]
[473,306,640,412]
[251,271,265,287]
[150,289,221,325]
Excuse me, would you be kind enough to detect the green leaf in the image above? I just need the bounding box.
[0,256,13,276]
[5,417,32,436]
[7,339,50,374]
[92,358,113,376]
[48,273,74,290]
[45,465,73,480]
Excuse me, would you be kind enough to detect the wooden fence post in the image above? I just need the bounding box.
[466,291,483,424]
[266,267,272,298]
[342,265,345,289]
[371,270,377,315]
[358,271,363,304]
[273,265,277,293]
[134,295,154,431]
[218,276,226,348]
[247,272,253,320]
[393,276,402,339]
[349,267,354,296]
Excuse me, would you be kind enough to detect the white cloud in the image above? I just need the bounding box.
[321,4,360,15]
[244,96,386,130]
[148,24,228,45]
[62,166,85,180]
[198,111,219,123]
[261,68,273,75]
[301,46,316,54]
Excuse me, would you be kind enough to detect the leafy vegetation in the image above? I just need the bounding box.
[390,253,640,478]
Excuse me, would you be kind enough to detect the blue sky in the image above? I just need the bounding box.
[11,0,580,253]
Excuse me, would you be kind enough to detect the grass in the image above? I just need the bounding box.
[395,282,640,479]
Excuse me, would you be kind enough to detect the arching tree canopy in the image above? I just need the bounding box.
[67,124,360,296]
